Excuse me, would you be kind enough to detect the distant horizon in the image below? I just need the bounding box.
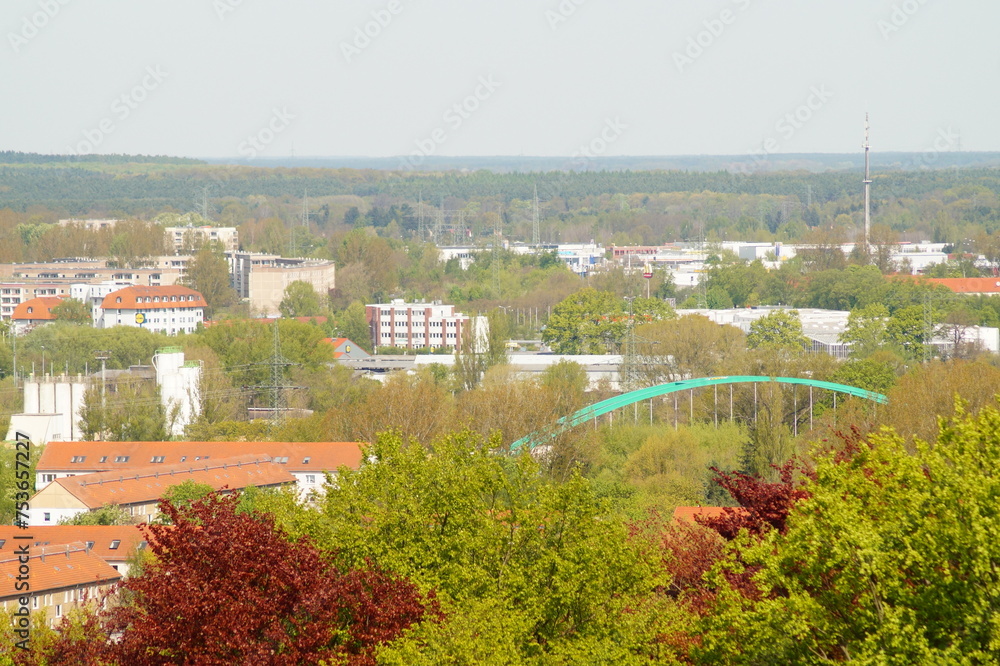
[7,149,1000,176]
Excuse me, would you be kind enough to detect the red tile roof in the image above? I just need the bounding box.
[672,506,734,523]
[38,441,363,474]
[0,526,146,563]
[43,455,295,509]
[100,285,207,311]
[925,277,1000,294]
[11,296,64,321]
[0,542,122,599]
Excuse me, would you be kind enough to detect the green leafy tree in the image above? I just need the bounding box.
[198,318,333,388]
[50,298,92,325]
[0,442,39,525]
[885,304,930,360]
[697,402,1000,663]
[263,430,670,662]
[839,303,890,358]
[156,480,215,523]
[78,379,170,442]
[705,286,734,309]
[334,301,372,352]
[746,310,808,351]
[540,359,589,415]
[454,309,509,391]
[543,288,624,354]
[634,315,746,384]
[59,503,135,525]
[182,244,238,317]
[543,288,673,354]
[830,353,900,397]
[278,280,324,318]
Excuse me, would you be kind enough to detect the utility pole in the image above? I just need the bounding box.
[619,297,659,397]
[621,297,638,393]
[11,326,16,388]
[95,350,110,439]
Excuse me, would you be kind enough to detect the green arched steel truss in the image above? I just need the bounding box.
[511,376,887,451]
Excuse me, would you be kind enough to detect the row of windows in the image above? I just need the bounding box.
[381,332,452,340]
[379,319,457,328]
[71,455,128,463]
[115,294,197,304]
[61,454,319,471]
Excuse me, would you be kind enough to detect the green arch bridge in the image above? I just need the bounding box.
[511,375,888,451]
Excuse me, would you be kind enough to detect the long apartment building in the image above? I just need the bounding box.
[365,299,474,351]
[0,256,190,285]
[34,440,363,498]
[0,542,121,628]
[0,525,147,575]
[0,257,192,320]
[27,455,296,526]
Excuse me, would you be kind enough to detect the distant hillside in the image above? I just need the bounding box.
[0,151,204,166]
[210,152,1000,174]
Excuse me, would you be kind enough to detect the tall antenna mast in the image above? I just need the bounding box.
[417,191,424,240]
[493,203,502,298]
[532,184,540,246]
[436,196,445,243]
[863,113,872,249]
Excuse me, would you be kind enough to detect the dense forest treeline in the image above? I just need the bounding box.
[1,158,998,220]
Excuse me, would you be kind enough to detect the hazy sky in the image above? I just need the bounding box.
[2,0,997,159]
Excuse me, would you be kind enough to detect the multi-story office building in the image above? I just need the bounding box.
[365,299,474,351]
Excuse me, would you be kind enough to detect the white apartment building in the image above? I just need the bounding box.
[366,299,472,351]
[97,285,206,334]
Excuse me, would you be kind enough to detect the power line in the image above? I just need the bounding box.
[242,320,304,425]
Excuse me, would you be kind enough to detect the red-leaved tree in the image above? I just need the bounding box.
[104,492,436,666]
[696,458,812,540]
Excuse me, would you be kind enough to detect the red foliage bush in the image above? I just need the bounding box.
[103,492,436,665]
[696,459,812,540]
